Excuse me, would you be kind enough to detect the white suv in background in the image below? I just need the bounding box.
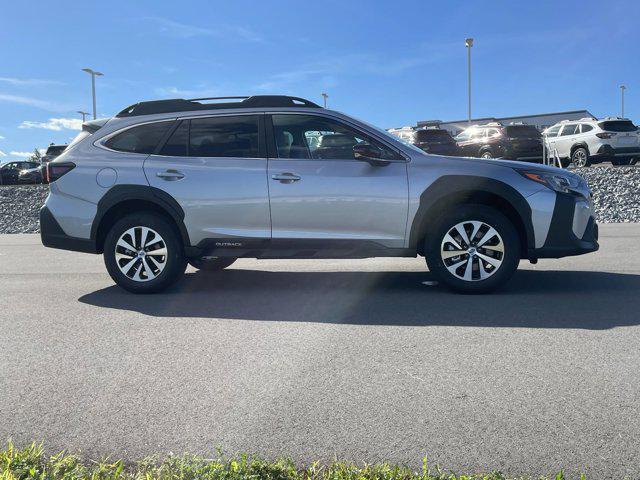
[543,117,639,167]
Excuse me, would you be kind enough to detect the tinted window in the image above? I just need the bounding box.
[580,124,593,133]
[46,146,66,155]
[560,124,577,136]
[505,125,540,138]
[190,116,260,158]
[159,121,188,156]
[598,120,637,132]
[544,126,561,137]
[415,130,454,143]
[272,114,401,160]
[105,121,173,154]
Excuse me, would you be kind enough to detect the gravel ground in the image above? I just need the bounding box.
[0,185,49,234]
[0,166,638,233]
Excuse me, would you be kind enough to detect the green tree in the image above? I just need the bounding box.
[29,148,42,163]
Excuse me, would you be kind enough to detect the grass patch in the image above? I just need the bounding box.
[0,441,588,480]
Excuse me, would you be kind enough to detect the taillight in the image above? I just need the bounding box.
[45,162,75,183]
[596,132,617,139]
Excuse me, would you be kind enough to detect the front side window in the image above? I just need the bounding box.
[105,121,174,154]
[189,116,260,158]
[272,114,400,160]
[545,126,561,137]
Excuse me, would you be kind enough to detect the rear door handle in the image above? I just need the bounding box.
[271,172,301,183]
[156,169,185,181]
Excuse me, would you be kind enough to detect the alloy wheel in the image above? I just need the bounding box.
[440,220,504,282]
[114,226,168,282]
[573,150,587,167]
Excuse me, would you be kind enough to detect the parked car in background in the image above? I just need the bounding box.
[454,123,543,163]
[388,126,459,156]
[18,165,44,184]
[41,144,67,164]
[543,117,639,167]
[40,95,598,295]
[0,161,40,185]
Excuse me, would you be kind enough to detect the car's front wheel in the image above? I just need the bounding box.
[425,205,520,293]
[103,212,186,294]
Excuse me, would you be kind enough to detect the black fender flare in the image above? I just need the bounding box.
[570,142,590,156]
[408,175,535,253]
[90,184,191,251]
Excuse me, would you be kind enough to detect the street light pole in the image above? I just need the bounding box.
[620,85,626,118]
[77,111,90,122]
[465,38,474,124]
[321,93,328,108]
[81,68,104,119]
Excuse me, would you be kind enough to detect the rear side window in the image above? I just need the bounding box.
[560,124,577,136]
[105,121,173,154]
[580,124,593,133]
[160,121,188,156]
[598,120,637,132]
[416,130,454,142]
[505,126,540,138]
[190,116,260,158]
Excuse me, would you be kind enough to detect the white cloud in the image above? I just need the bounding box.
[9,151,33,158]
[0,135,5,140]
[0,77,65,87]
[0,93,72,112]
[0,150,6,157]
[154,85,222,98]
[19,117,82,131]
[145,16,263,42]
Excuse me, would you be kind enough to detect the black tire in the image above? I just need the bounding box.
[103,212,186,294]
[480,150,494,159]
[188,256,236,271]
[424,205,520,294]
[571,147,590,167]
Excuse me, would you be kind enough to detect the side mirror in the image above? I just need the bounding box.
[353,143,389,166]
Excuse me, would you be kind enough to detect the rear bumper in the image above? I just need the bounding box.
[40,206,98,254]
[529,192,599,259]
[592,145,640,161]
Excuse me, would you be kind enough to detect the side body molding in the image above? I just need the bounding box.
[408,175,536,255]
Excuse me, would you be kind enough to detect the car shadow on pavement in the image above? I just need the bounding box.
[78,269,640,329]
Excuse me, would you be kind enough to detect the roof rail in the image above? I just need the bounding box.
[116,95,321,117]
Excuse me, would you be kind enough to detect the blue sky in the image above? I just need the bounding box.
[0,0,638,161]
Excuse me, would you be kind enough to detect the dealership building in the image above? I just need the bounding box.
[417,109,595,135]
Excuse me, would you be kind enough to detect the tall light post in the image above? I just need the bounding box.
[81,68,103,119]
[321,92,328,108]
[465,38,474,124]
[77,110,90,122]
[620,85,626,118]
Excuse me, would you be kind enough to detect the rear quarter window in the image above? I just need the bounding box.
[598,120,637,132]
[104,121,174,154]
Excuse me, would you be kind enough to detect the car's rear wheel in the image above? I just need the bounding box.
[480,151,493,159]
[425,205,520,293]
[104,212,186,294]
[571,147,590,167]
[188,256,236,271]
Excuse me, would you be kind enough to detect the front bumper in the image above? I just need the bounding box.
[530,192,599,259]
[40,206,98,253]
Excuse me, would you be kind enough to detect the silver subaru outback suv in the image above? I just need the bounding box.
[40,95,598,294]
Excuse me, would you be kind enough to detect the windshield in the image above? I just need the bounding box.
[598,120,637,132]
[505,125,541,138]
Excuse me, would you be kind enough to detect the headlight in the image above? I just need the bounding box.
[517,169,583,194]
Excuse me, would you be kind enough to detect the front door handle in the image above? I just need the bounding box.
[156,169,185,181]
[271,172,301,183]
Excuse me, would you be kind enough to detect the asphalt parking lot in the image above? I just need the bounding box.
[1,225,639,479]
